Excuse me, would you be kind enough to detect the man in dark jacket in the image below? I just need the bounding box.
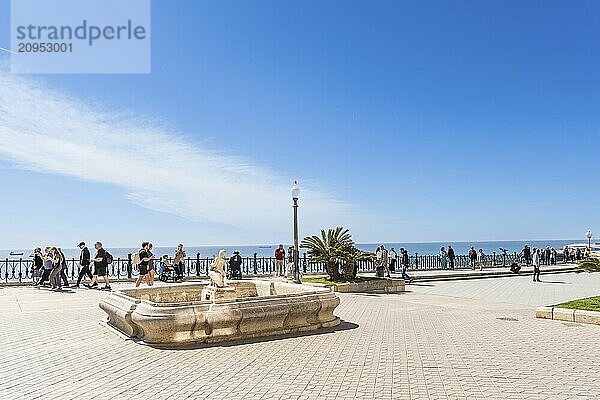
[400,248,413,283]
[523,245,531,266]
[85,242,111,290]
[447,246,456,270]
[74,242,92,288]
[32,247,43,285]
[468,246,477,270]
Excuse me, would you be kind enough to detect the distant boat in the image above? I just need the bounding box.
[258,246,272,249]
[9,251,24,256]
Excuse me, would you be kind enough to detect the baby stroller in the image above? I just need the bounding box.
[158,256,183,283]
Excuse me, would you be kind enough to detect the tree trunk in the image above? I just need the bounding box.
[326,260,340,280]
[342,261,356,280]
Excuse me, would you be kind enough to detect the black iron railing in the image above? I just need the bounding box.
[0,251,569,284]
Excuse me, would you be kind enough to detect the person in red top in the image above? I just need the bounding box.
[275,244,286,277]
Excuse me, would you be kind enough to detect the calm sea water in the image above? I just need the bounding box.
[0,239,582,260]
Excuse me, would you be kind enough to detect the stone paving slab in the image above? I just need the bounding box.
[1,274,599,399]
[408,271,600,306]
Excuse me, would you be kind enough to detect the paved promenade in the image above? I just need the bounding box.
[1,271,599,400]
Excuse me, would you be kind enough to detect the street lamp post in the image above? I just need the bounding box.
[586,230,593,250]
[291,181,301,284]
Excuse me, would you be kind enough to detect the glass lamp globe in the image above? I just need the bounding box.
[291,181,300,200]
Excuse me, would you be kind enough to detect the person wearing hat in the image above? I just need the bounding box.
[229,250,242,280]
[73,241,92,288]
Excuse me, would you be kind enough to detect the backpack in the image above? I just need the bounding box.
[132,252,141,266]
[105,251,114,264]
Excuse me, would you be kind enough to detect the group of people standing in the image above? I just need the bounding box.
[32,241,111,291]
[520,245,559,266]
[561,246,590,263]
[374,245,414,283]
[438,245,484,270]
[274,244,297,278]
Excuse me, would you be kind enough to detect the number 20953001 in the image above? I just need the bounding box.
[18,42,73,52]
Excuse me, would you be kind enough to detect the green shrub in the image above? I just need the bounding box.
[576,258,600,273]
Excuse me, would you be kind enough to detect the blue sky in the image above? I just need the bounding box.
[0,0,598,248]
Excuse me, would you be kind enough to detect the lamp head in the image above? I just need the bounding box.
[586,230,593,239]
[291,181,300,200]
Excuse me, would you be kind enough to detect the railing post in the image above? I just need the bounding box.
[196,253,201,276]
[127,253,132,279]
[253,253,258,275]
[414,253,419,269]
[303,253,307,273]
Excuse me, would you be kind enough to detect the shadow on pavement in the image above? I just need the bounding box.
[144,320,360,351]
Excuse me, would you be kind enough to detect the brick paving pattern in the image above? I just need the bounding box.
[1,272,599,399]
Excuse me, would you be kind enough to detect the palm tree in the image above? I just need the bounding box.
[301,227,354,280]
[341,247,374,280]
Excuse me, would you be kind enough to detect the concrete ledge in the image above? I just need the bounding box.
[574,310,600,325]
[535,306,553,319]
[553,308,575,322]
[535,306,600,326]
[305,279,405,294]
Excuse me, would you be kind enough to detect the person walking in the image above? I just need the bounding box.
[74,242,92,288]
[135,242,152,287]
[32,247,43,285]
[400,248,413,283]
[49,247,63,292]
[477,248,485,271]
[468,247,477,270]
[275,244,286,277]
[375,246,383,277]
[544,247,551,266]
[287,246,295,278]
[85,242,111,290]
[532,247,541,282]
[173,243,187,279]
[447,246,456,270]
[522,245,531,266]
[147,243,156,285]
[563,246,569,264]
[57,248,70,288]
[36,247,55,287]
[439,247,448,270]
[381,245,390,278]
[550,248,557,265]
[389,247,398,273]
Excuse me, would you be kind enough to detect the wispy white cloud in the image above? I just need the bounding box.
[0,70,363,237]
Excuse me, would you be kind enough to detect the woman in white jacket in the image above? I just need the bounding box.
[532,248,541,282]
[477,249,485,271]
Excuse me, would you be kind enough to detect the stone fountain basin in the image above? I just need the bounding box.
[99,280,341,345]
